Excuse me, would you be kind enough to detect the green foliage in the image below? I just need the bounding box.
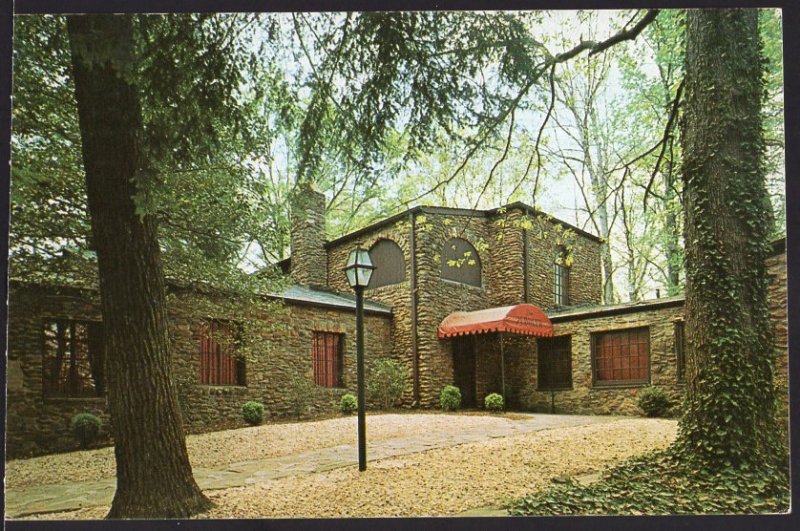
[484,393,504,412]
[637,386,672,418]
[439,385,462,411]
[366,358,407,410]
[241,401,265,426]
[340,393,358,415]
[675,9,783,473]
[509,451,789,515]
[70,412,102,450]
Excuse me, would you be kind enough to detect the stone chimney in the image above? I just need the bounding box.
[289,182,328,288]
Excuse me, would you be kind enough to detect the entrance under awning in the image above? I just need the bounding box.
[438,304,553,408]
[438,303,553,339]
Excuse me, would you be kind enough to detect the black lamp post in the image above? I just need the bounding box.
[344,245,375,471]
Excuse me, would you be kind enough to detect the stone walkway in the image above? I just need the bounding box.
[5,413,619,518]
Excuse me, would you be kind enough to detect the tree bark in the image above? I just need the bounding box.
[66,14,212,517]
[676,9,781,468]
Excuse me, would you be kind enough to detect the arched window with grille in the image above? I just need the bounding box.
[367,239,406,289]
[441,238,482,287]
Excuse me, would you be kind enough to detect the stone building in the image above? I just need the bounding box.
[4,186,789,457]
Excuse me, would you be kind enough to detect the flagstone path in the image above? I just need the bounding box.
[5,413,624,518]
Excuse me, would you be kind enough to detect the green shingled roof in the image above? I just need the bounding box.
[273,285,393,315]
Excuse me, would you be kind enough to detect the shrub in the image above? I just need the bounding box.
[440,385,462,411]
[638,386,672,417]
[366,358,408,409]
[241,401,265,426]
[70,413,101,450]
[485,393,504,412]
[340,393,358,415]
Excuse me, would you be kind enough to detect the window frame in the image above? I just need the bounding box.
[440,237,482,288]
[674,319,686,382]
[42,318,105,399]
[199,320,246,387]
[591,326,651,388]
[367,239,406,290]
[537,335,573,391]
[553,247,571,307]
[312,331,345,388]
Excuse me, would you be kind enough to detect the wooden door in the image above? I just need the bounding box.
[452,336,477,408]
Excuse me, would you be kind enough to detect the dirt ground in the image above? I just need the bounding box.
[11,413,677,519]
[6,412,531,489]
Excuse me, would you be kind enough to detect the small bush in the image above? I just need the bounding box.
[638,386,672,417]
[340,393,358,415]
[241,401,265,425]
[366,358,408,409]
[440,385,462,411]
[70,413,101,450]
[485,393,504,412]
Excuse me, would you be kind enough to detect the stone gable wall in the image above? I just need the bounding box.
[6,284,392,458]
[326,207,607,407]
[413,212,493,406]
[326,214,417,404]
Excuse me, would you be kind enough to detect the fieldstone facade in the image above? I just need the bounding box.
[6,196,788,457]
[6,282,392,458]
[326,203,603,407]
[767,240,788,437]
[522,300,686,415]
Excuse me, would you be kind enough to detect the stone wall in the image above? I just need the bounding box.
[6,284,111,457]
[326,213,418,404]
[766,243,788,438]
[326,205,605,408]
[520,303,687,415]
[521,213,603,309]
[6,283,392,458]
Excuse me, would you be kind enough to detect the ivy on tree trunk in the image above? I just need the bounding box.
[675,8,782,470]
[66,14,212,518]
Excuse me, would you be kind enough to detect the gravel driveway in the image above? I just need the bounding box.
[8,413,677,519]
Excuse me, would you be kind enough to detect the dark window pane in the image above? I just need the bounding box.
[675,320,686,381]
[538,335,572,389]
[368,239,406,289]
[42,319,104,398]
[441,238,482,287]
[553,247,570,306]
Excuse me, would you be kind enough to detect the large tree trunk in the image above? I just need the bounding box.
[676,9,781,468]
[66,15,212,518]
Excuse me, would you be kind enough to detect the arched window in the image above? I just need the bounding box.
[368,239,406,289]
[441,238,482,287]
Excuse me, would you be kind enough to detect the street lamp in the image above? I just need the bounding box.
[344,245,375,471]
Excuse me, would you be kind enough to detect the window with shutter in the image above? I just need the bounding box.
[368,239,406,289]
[591,327,650,386]
[199,320,245,386]
[312,331,344,387]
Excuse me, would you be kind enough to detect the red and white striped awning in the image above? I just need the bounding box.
[437,304,554,339]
